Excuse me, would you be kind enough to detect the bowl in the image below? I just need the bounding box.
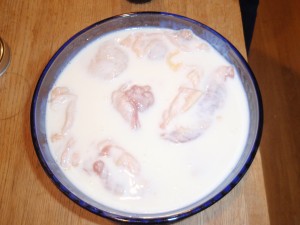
[31,12,263,223]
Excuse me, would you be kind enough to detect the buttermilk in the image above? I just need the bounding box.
[46,28,249,213]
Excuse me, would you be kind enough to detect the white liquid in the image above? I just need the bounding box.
[46,28,249,214]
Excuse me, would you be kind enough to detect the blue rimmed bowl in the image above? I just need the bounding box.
[31,12,263,223]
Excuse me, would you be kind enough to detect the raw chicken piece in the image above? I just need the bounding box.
[166,50,182,71]
[112,84,154,129]
[120,32,169,60]
[161,69,203,129]
[90,141,146,197]
[165,29,210,52]
[160,87,202,130]
[60,138,80,169]
[89,41,128,80]
[49,87,77,142]
[161,66,234,143]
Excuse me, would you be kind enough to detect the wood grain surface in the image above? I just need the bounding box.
[0,0,270,224]
[248,0,300,224]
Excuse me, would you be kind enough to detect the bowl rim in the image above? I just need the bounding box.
[30,11,263,224]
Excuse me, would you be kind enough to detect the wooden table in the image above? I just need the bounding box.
[0,1,270,224]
